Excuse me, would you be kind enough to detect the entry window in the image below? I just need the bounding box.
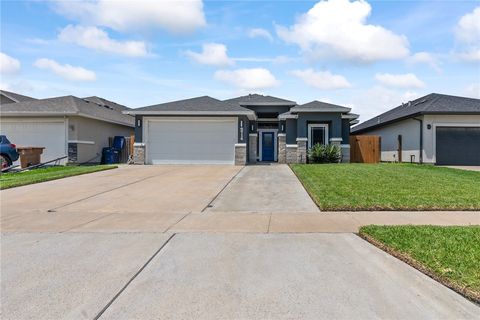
[263,133,273,147]
[308,124,329,148]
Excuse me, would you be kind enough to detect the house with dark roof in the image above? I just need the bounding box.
[0,90,37,104]
[125,94,358,165]
[351,93,480,165]
[0,94,134,164]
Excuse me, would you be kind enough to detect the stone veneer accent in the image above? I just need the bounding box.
[296,138,307,164]
[286,144,298,164]
[329,138,346,163]
[235,143,247,165]
[248,134,257,163]
[133,143,145,164]
[341,145,350,163]
[278,133,286,164]
[67,143,77,163]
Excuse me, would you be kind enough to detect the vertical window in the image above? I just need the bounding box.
[308,124,329,148]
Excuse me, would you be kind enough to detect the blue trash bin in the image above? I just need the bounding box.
[112,136,125,150]
[102,147,115,164]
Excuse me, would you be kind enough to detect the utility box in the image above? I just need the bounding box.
[17,147,45,168]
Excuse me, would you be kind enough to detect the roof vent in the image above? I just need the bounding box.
[414,99,428,106]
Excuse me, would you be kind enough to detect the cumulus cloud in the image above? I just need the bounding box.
[408,52,441,72]
[455,7,480,61]
[375,73,425,89]
[290,69,351,90]
[214,68,279,90]
[34,58,96,81]
[248,28,274,42]
[185,43,234,67]
[0,52,21,74]
[58,25,147,57]
[276,0,409,62]
[54,0,206,33]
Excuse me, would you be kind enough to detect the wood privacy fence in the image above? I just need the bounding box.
[349,135,381,163]
[108,135,134,163]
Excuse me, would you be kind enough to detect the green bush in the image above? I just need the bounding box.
[307,144,341,163]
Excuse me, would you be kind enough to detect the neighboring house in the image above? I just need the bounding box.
[0,95,134,164]
[351,93,480,165]
[125,94,358,165]
[0,90,37,104]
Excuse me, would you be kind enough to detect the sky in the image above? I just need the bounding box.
[1,0,479,122]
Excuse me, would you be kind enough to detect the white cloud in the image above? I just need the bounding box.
[375,73,425,89]
[276,0,409,62]
[248,28,274,42]
[455,7,480,62]
[185,43,234,66]
[214,68,279,90]
[0,52,21,74]
[58,25,147,57]
[408,52,441,72]
[464,83,480,98]
[34,58,96,82]
[54,0,206,33]
[290,69,351,90]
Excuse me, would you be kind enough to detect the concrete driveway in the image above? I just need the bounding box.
[1,164,479,319]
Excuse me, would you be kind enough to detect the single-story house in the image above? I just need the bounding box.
[351,93,480,165]
[125,94,359,165]
[0,90,37,104]
[0,94,134,164]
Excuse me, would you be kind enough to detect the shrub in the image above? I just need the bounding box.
[307,144,341,163]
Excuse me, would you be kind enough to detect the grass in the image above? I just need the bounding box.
[290,163,480,211]
[0,165,117,189]
[359,225,480,303]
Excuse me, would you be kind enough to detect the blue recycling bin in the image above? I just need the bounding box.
[112,136,125,150]
[102,147,115,164]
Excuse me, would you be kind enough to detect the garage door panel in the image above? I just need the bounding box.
[1,120,67,163]
[436,127,480,165]
[146,118,237,164]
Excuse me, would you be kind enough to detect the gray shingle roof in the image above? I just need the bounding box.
[129,96,253,113]
[0,95,134,127]
[0,90,37,103]
[352,93,480,133]
[290,100,351,113]
[225,94,296,106]
[83,96,131,112]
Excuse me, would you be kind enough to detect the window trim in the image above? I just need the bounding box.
[308,123,329,148]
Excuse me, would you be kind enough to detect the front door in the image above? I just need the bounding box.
[262,132,275,161]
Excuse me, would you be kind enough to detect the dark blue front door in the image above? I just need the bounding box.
[262,132,275,161]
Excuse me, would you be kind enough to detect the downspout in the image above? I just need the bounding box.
[412,117,423,164]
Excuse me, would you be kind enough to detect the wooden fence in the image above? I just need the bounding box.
[349,135,381,163]
[108,135,134,163]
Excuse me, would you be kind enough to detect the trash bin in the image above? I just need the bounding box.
[102,147,115,164]
[112,136,125,150]
[17,147,45,168]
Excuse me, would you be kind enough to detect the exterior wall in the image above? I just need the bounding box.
[235,143,247,165]
[134,115,142,143]
[297,112,343,142]
[296,138,307,163]
[286,144,297,163]
[341,119,351,143]
[278,133,286,163]
[285,118,297,144]
[69,116,134,163]
[248,133,257,163]
[242,105,292,115]
[358,118,421,163]
[422,114,480,164]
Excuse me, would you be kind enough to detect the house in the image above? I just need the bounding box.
[125,94,358,165]
[0,94,134,164]
[0,90,37,104]
[351,93,480,165]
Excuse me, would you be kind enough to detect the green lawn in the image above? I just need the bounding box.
[360,225,480,302]
[0,165,117,189]
[291,163,480,210]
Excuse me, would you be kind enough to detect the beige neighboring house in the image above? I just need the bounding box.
[0,93,134,164]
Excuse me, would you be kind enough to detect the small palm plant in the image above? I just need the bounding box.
[307,143,341,163]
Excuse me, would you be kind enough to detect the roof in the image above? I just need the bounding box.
[125,96,256,119]
[83,96,131,113]
[0,95,134,127]
[225,94,296,106]
[352,93,480,133]
[290,100,351,113]
[0,90,37,103]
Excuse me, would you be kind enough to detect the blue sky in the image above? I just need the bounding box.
[1,0,479,121]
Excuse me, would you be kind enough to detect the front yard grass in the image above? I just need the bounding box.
[291,163,480,211]
[359,225,480,303]
[0,165,117,190]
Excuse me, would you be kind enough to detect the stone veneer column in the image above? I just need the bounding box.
[235,143,247,165]
[277,133,286,164]
[286,144,298,164]
[248,133,257,163]
[329,138,344,163]
[296,138,307,164]
[133,143,145,164]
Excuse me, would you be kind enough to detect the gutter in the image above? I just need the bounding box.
[412,117,423,164]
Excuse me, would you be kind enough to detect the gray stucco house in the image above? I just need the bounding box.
[125,94,358,165]
[0,94,134,164]
[351,93,480,165]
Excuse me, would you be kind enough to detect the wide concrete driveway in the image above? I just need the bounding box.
[1,164,479,319]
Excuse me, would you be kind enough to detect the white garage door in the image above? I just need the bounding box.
[1,119,67,163]
[145,117,238,164]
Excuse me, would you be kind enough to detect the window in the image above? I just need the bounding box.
[308,124,329,148]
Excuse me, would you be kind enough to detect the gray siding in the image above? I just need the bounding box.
[297,112,343,141]
[243,105,291,115]
[286,119,297,144]
[342,119,350,143]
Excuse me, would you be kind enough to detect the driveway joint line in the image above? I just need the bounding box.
[267,212,273,233]
[201,166,245,212]
[93,233,176,320]
[59,212,119,233]
[164,212,192,233]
